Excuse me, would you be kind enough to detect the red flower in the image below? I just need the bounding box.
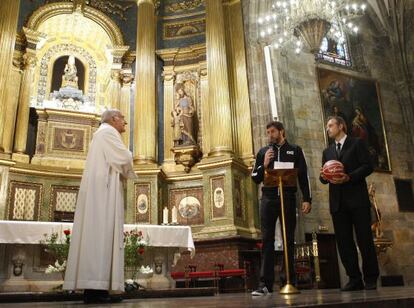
[138,231,143,236]
[137,247,145,255]
[64,229,71,236]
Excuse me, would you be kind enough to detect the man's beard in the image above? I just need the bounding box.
[269,136,281,144]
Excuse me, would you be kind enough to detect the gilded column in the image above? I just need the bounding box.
[0,0,20,153]
[134,0,157,163]
[205,0,234,156]
[162,67,175,163]
[223,0,254,163]
[120,71,134,148]
[2,50,23,154]
[13,28,45,162]
[108,46,129,109]
[199,63,210,156]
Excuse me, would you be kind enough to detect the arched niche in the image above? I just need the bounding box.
[51,55,85,92]
[37,44,97,105]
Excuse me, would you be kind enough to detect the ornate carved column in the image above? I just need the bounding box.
[134,0,157,164]
[199,63,209,156]
[223,0,254,164]
[162,67,175,163]
[205,0,234,157]
[108,46,129,110]
[13,28,46,163]
[120,51,135,148]
[120,71,134,148]
[0,0,20,154]
[2,48,23,154]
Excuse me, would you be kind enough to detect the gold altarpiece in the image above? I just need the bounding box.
[0,1,261,290]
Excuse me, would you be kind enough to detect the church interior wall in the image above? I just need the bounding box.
[243,0,414,286]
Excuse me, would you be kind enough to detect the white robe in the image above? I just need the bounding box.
[63,123,137,292]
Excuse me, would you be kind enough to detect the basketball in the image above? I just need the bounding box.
[322,160,345,182]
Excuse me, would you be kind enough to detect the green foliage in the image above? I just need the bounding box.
[40,229,71,264]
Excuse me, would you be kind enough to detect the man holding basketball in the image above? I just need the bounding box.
[320,116,379,291]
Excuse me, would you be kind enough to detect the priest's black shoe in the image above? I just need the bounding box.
[84,294,123,304]
[84,289,123,304]
[364,281,377,290]
[340,279,364,291]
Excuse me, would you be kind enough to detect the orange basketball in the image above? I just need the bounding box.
[322,160,345,182]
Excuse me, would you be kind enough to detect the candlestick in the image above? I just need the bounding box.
[163,207,169,224]
[172,206,178,224]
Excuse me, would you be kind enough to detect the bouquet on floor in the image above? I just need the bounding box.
[124,229,148,273]
[40,229,71,280]
[124,229,150,291]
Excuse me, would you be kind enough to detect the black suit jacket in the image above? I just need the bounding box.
[320,137,374,214]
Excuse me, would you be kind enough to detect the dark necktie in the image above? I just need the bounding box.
[336,142,341,157]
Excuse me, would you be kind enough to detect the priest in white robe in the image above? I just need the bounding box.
[63,109,137,303]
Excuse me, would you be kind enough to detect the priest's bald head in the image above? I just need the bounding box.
[101,109,127,134]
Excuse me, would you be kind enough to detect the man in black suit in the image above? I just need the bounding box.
[320,116,379,291]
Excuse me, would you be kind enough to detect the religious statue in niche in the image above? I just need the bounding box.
[172,83,196,146]
[51,55,87,110]
[170,78,202,173]
[62,55,79,89]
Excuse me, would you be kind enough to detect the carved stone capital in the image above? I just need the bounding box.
[162,69,176,82]
[120,71,134,86]
[22,53,37,69]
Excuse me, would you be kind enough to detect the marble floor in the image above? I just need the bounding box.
[0,287,413,308]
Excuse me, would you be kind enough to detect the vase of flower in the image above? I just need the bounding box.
[135,266,154,289]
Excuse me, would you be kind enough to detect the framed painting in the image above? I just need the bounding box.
[317,67,391,172]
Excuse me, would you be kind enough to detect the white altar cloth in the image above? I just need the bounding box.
[0,220,195,257]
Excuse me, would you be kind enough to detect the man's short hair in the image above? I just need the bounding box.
[327,116,347,133]
[101,109,121,123]
[266,121,284,131]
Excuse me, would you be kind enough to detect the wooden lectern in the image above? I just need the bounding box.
[264,168,300,295]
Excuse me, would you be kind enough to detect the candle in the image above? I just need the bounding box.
[172,206,177,224]
[163,207,169,224]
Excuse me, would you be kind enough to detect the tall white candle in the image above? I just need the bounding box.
[163,207,169,224]
[172,206,177,224]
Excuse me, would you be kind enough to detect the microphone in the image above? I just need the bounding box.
[268,142,277,167]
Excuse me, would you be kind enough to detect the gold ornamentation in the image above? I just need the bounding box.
[169,187,204,226]
[135,183,151,223]
[26,2,124,46]
[7,181,43,221]
[368,183,393,255]
[137,0,159,8]
[22,53,37,69]
[210,176,226,220]
[59,129,79,150]
[22,27,47,47]
[156,43,206,66]
[120,71,134,86]
[134,0,157,163]
[87,0,133,21]
[37,44,97,106]
[171,145,202,173]
[165,0,204,13]
[163,18,205,40]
